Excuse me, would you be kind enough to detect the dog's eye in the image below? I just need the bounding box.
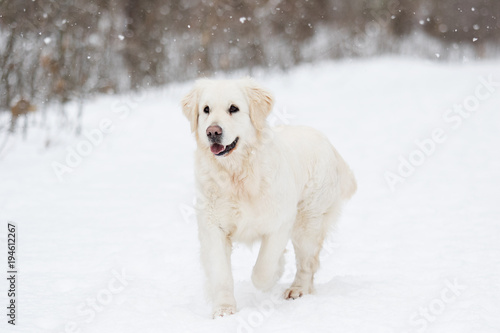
[229,105,239,114]
[203,106,210,114]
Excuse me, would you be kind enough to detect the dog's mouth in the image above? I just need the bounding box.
[210,137,239,156]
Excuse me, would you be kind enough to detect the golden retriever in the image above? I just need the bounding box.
[181,78,356,318]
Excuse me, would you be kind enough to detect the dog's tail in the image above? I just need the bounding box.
[334,149,357,201]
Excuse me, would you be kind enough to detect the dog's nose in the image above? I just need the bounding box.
[206,125,223,140]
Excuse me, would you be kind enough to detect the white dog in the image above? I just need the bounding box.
[181,78,356,318]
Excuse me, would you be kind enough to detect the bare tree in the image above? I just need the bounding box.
[0,0,499,140]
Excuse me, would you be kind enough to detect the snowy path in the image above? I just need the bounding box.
[1,58,500,333]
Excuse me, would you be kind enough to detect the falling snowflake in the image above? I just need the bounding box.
[43,37,51,44]
[239,17,246,23]
[118,35,124,40]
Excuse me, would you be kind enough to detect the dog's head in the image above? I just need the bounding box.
[181,78,274,158]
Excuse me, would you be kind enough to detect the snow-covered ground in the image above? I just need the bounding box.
[1,57,500,333]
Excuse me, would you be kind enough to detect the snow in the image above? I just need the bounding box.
[1,57,500,333]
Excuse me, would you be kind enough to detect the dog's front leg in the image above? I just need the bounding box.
[198,220,236,318]
[251,224,291,291]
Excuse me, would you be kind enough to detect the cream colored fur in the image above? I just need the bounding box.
[181,78,356,318]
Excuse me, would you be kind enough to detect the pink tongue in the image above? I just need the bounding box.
[210,143,225,154]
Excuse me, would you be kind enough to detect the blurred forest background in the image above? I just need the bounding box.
[0,0,499,135]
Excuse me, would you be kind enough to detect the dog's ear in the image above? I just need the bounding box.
[181,84,201,133]
[243,78,274,132]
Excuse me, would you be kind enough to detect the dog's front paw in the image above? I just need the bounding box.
[212,304,236,318]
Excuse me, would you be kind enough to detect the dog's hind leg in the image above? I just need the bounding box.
[285,203,341,299]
